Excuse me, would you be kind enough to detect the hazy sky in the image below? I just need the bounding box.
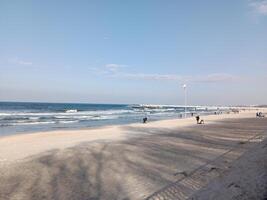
[0,0,266,105]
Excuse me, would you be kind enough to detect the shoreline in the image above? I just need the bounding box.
[0,111,232,137]
[0,109,264,163]
[0,108,260,139]
[0,103,262,137]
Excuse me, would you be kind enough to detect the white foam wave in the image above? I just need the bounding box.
[65,109,78,113]
[9,121,56,126]
[0,109,134,117]
[0,113,12,116]
[59,120,79,124]
[29,117,40,120]
[92,115,118,120]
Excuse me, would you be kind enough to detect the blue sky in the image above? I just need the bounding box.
[0,0,266,105]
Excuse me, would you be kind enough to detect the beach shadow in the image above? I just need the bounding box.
[0,117,267,200]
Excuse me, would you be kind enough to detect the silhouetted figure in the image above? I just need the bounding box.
[143,117,148,123]
[196,116,204,124]
[196,116,200,123]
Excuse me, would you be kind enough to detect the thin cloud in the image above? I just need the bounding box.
[249,0,267,15]
[88,64,128,75]
[17,60,33,66]
[190,73,238,83]
[111,72,238,83]
[113,73,181,81]
[103,34,110,40]
[8,58,33,66]
[92,64,238,83]
[105,64,128,72]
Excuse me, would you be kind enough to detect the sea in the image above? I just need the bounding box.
[0,102,229,136]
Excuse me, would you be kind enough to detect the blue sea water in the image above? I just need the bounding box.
[0,102,227,136]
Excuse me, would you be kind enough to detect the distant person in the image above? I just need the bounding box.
[191,113,194,117]
[196,115,200,123]
[196,116,204,124]
[143,117,148,123]
[256,112,265,118]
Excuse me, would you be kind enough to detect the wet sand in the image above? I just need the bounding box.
[0,110,266,200]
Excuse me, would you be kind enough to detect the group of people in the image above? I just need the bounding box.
[256,112,265,118]
[142,115,204,124]
[143,111,264,124]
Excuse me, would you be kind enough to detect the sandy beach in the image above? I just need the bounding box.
[0,109,267,200]
[2,0,267,199]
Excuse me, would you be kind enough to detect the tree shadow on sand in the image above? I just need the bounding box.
[0,118,267,200]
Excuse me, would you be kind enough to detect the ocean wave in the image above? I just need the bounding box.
[0,113,12,116]
[59,120,79,124]
[93,115,119,120]
[80,109,134,115]
[0,114,120,126]
[52,115,117,120]
[0,124,10,127]
[0,112,56,116]
[0,109,134,117]
[80,115,119,121]
[8,121,56,126]
[0,116,30,121]
[65,109,78,113]
[29,117,40,120]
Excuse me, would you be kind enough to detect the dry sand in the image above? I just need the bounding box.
[0,109,266,200]
[190,136,267,200]
[0,110,260,163]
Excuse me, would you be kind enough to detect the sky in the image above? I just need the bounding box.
[0,0,266,105]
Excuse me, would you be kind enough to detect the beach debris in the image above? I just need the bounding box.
[239,141,246,145]
[174,171,188,177]
[227,182,240,188]
[208,167,219,172]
